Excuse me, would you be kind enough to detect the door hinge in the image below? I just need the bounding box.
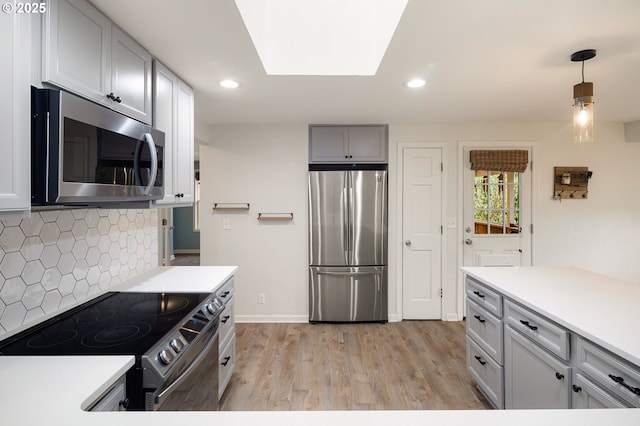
[530,224,533,234]
[440,162,443,172]
[441,225,443,234]
[440,288,443,298]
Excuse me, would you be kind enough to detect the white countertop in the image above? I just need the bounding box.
[113,265,238,293]
[462,266,640,366]
[1,265,639,425]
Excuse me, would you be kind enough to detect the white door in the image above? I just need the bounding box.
[462,147,532,268]
[402,147,442,319]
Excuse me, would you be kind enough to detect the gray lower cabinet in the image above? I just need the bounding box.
[572,373,629,408]
[575,337,640,408]
[217,278,235,400]
[504,325,571,409]
[88,376,127,411]
[465,277,504,408]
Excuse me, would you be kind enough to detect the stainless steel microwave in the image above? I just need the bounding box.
[31,87,164,206]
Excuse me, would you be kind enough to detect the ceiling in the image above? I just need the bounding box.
[90,0,640,126]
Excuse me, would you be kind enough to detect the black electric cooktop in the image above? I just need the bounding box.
[0,292,210,356]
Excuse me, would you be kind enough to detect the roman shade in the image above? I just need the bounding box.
[469,150,529,172]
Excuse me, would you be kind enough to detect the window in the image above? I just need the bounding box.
[473,170,520,234]
[469,149,527,236]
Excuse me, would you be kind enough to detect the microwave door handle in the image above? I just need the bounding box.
[135,133,158,195]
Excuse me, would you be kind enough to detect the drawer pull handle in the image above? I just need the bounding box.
[221,291,230,298]
[473,315,486,324]
[608,374,640,396]
[221,315,230,324]
[472,291,485,299]
[555,372,565,380]
[474,355,487,366]
[572,385,582,393]
[221,356,232,366]
[519,320,538,331]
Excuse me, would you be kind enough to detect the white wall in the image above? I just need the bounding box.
[199,125,309,322]
[198,121,640,323]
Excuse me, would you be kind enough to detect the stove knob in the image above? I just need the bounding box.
[206,303,217,314]
[170,338,184,353]
[158,349,174,365]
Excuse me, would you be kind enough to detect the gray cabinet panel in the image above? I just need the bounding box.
[309,125,388,163]
[572,373,629,408]
[504,325,571,409]
[467,337,503,408]
[467,299,504,364]
[504,299,569,361]
[576,337,640,407]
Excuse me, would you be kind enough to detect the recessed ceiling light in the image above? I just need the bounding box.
[406,78,426,88]
[219,79,241,89]
[234,0,408,76]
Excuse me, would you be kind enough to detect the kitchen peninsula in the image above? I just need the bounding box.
[463,266,640,409]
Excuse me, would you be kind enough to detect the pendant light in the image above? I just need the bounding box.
[571,49,596,143]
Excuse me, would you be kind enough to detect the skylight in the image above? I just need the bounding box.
[234,0,408,76]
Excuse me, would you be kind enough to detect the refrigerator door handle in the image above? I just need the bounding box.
[317,271,380,277]
[342,184,349,262]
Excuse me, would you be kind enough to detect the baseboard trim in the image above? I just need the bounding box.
[236,314,403,323]
[174,249,200,254]
[236,314,309,323]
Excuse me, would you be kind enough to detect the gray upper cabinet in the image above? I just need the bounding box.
[309,125,388,163]
[43,0,152,124]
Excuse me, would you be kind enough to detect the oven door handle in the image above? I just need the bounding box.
[153,327,219,409]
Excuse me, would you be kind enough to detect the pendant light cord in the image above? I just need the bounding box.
[581,60,585,83]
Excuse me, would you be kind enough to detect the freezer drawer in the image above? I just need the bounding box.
[309,266,387,322]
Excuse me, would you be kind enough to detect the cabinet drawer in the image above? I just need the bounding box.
[216,277,234,303]
[572,372,629,408]
[504,299,570,361]
[219,333,236,399]
[467,338,504,409]
[466,277,502,318]
[219,297,235,348]
[576,338,640,407]
[466,299,503,364]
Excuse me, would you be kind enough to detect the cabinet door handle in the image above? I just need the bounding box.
[519,320,538,331]
[572,385,582,393]
[608,374,640,395]
[221,356,231,366]
[474,355,487,366]
[555,372,565,380]
[472,291,485,299]
[221,315,230,324]
[221,291,230,298]
[473,315,486,324]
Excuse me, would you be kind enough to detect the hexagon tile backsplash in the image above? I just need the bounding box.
[0,208,158,338]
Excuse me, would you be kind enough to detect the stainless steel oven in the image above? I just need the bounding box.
[145,310,220,411]
[31,87,164,206]
[0,292,223,411]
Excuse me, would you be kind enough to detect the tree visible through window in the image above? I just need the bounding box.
[473,170,520,234]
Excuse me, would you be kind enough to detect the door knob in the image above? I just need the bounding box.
[465,239,473,245]
[405,240,412,246]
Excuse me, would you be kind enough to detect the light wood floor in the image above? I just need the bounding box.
[219,321,492,411]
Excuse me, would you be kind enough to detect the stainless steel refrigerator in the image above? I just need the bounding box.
[308,169,387,322]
